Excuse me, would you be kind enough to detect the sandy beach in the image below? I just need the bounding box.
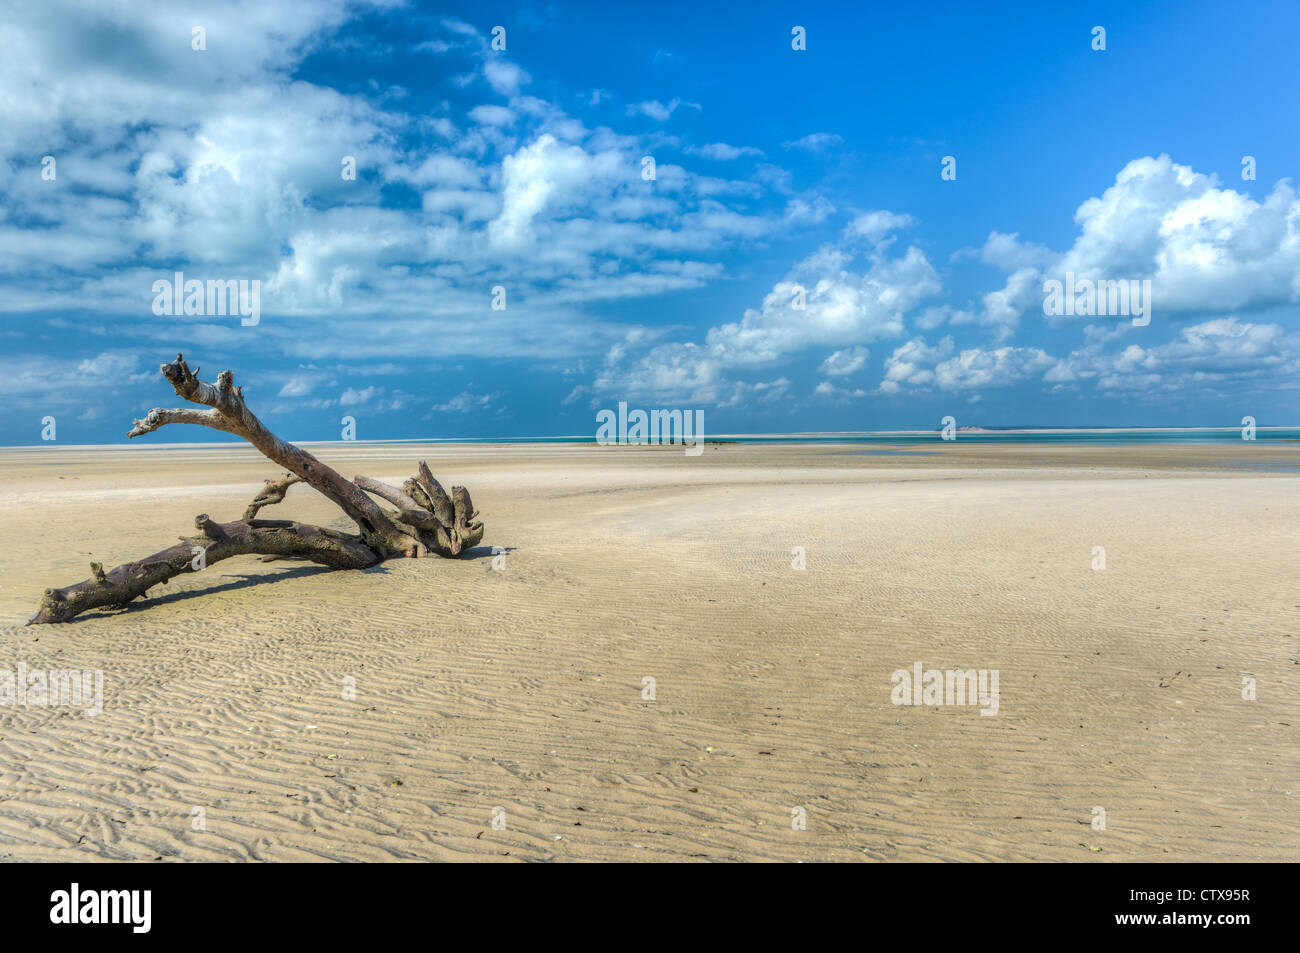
[0,441,1296,862]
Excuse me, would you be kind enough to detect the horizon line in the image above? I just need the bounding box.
[3,424,1297,451]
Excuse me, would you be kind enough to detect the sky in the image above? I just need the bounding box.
[3,0,1300,444]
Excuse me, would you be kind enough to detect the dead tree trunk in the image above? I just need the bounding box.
[30,354,484,624]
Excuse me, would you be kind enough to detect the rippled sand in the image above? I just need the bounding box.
[1,441,1297,861]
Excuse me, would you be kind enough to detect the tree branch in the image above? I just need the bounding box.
[129,354,411,554]
[244,473,304,519]
[30,517,380,625]
[32,355,487,624]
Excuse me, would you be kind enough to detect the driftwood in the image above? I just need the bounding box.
[29,354,484,624]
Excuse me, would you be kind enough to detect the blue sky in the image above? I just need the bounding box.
[3,0,1300,444]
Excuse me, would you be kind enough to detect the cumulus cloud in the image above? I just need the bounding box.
[1046,317,1299,392]
[483,59,530,96]
[597,213,939,404]
[964,155,1300,336]
[879,337,955,393]
[846,211,916,244]
[881,338,1053,393]
[6,6,1297,427]
[819,346,870,377]
[878,314,1299,400]
[0,1,825,381]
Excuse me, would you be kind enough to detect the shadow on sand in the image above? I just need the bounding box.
[58,547,508,624]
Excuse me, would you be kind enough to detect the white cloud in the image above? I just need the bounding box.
[278,366,329,397]
[819,346,870,377]
[484,59,530,96]
[468,104,516,126]
[965,155,1300,335]
[705,244,938,366]
[12,8,1295,425]
[431,390,499,413]
[813,380,867,399]
[960,230,1055,272]
[490,133,602,247]
[933,347,1055,391]
[1047,316,1298,392]
[689,142,763,161]
[879,313,1300,399]
[626,98,699,122]
[0,3,819,375]
[340,386,380,405]
[783,133,843,152]
[0,349,146,401]
[879,337,954,393]
[783,195,836,225]
[846,211,916,244]
[597,220,940,404]
[881,338,1053,393]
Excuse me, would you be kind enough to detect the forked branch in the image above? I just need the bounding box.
[30,355,486,624]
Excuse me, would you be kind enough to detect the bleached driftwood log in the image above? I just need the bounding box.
[30,354,484,624]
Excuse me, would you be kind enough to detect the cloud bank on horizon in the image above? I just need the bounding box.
[2,0,1299,443]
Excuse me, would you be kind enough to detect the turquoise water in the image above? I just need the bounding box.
[751,428,1300,446]
[292,428,1300,446]
[14,428,1296,450]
